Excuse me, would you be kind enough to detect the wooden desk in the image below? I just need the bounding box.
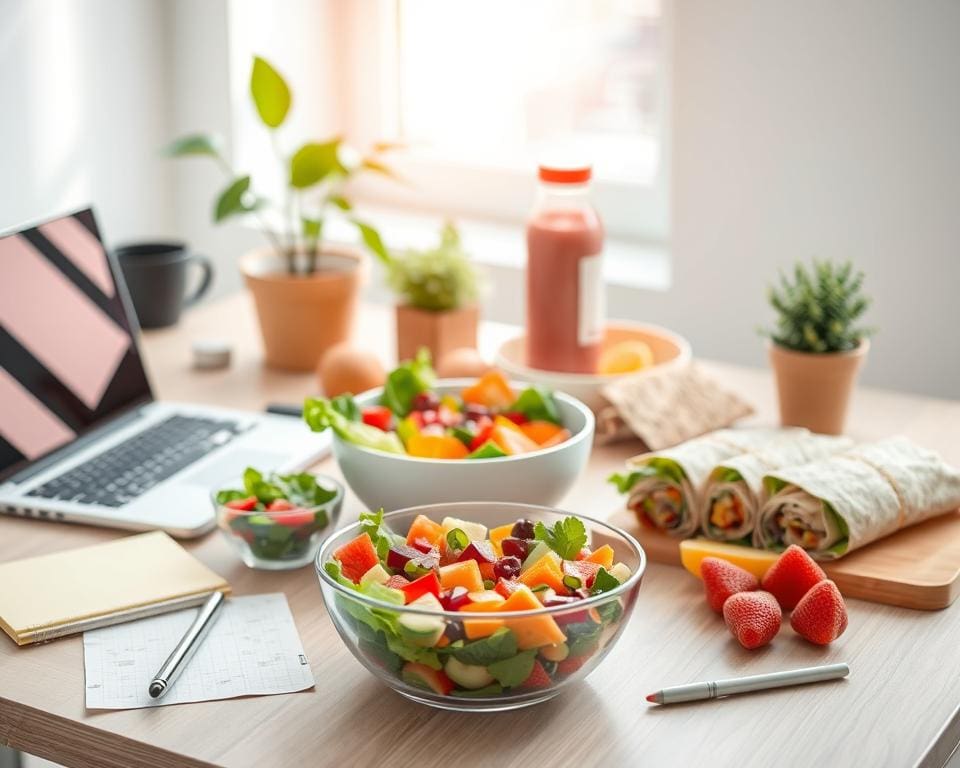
[2,294,959,768]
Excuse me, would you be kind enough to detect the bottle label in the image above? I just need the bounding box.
[578,253,604,347]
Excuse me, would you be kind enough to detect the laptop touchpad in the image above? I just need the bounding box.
[182,449,286,488]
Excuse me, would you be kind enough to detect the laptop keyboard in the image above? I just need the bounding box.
[26,415,242,508]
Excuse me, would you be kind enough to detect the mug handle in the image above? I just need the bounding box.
[183,255,214,308]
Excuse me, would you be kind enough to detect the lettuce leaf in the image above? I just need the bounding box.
[509,385,561,424]
[487,650,536,687]
[380,347,436,416]
[450,627,517,666]
[304,397,405,454]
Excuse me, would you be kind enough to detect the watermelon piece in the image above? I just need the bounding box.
[334,533,380,583]
[400,571,442,604]
[401,662,455,695]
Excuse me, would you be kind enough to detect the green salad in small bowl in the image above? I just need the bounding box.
[214,468,343,570]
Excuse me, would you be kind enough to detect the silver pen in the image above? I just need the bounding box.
[646,662,850,705]
[148,591,226,699]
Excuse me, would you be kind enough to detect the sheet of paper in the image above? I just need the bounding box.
[83,593,314,709]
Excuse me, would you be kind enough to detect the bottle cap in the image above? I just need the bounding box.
[538,164,592,184]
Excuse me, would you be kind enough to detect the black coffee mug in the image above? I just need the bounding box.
[115,242,213,329]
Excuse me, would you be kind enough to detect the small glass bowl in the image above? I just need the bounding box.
[316,502,645,711]
[213,474,343,570]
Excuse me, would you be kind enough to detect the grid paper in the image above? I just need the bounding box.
[83,593,314,709]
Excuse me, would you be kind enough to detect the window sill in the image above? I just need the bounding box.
[323,205,672,293]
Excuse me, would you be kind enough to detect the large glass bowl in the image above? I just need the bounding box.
[315,502,645,712]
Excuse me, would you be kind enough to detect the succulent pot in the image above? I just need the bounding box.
[242,246,366,372]
[395,303,478,363]
[768,339,869,435]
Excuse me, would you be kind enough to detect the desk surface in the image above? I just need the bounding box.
[2,293,959,768]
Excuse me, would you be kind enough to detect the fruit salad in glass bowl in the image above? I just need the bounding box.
[214,468,343,570]
[316,502,645,711]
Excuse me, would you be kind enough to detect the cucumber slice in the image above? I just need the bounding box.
[521,541,558,572]
[608,562,632,583]
[444,657,495,689]
[398,593,445,647]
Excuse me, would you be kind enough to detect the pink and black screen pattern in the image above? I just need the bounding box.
[0,209,151,480]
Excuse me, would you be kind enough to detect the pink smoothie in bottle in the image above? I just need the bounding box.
[526,164,605,373]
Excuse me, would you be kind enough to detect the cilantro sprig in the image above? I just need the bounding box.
[533,516,587,560]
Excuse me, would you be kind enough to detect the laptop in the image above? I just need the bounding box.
[0,208,329,536]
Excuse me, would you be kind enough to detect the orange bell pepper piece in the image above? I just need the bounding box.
[461,370,516,410]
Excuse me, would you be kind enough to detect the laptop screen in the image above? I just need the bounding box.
[0,208,152,481]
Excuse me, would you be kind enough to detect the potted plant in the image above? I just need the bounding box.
[384,222,482,363]
[763,260,873,434]
[164,56,395,371]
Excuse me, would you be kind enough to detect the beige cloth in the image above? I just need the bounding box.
[701,434,853,542]
[755,436,960,559]
[597,363,754,448]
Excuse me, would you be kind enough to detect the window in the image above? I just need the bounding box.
[228,0,669,245]
[351,0,668,242]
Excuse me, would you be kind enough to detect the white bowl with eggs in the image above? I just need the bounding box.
[332,380,595,511]
[494,320,692,412]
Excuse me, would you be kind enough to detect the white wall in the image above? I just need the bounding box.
[0,0,174,244]
[656,0,960,398]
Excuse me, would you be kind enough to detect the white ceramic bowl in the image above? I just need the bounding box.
[333,380,594,510]
[495,321,693,412]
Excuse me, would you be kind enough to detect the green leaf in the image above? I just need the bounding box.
[242,466,284,505]
[215,488,249,505]
[290,140,342,188]
[451,684,504,698]
[533,517,587,560]
[467,440,507,460]
[380,348,436,416]
[487,650,536,688]
[163,133,223,158]
[329,393,360,421]
[301,216,323,241]
[250,56,291,128]
[214,176,253,222]
[351,219,391,265]
[328,195,352,211]
[565,621,602,657]
[510,386,561,424]
[451,627,517,666]
[386,635,442,669]
[358,508,404,562]
[303,397,405,454]
[273,472,337,507]
[590,567,620,596]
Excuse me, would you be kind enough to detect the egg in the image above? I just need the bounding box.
[318,343,386,397]
[437,347,492,379]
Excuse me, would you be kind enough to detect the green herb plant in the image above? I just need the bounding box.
[164,56,397,276]
[763,260,873,353]
[385,222,480,311]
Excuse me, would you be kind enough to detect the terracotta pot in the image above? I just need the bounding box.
[242,246,366,371]
[395,304,479,363]
[768,339,869,435]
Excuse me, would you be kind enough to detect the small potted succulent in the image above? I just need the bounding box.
[165,56,396,371]
[385,222,482,363]
[763,260,874,434]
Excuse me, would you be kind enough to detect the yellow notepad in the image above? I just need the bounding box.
[0,531,229,645]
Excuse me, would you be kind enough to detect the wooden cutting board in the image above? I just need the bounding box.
[609,507,960,610]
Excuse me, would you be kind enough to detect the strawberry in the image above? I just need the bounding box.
[520,660,553,689]
[700,557,759,613]
[722,591,782,649]
[761,545,827,610]
[791,580,848,645]
[556,654,591,677]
